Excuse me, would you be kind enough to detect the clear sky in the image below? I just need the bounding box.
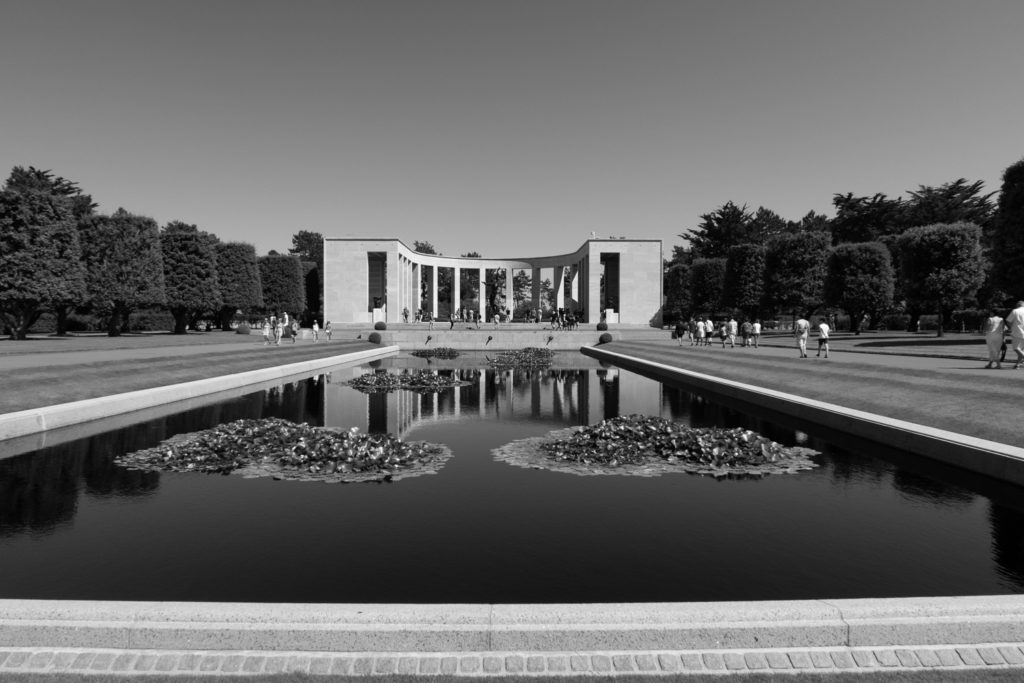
[2,0,1022,258]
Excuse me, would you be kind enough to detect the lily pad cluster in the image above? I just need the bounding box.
[493,414,818,478]
[347,370,464,393]
[411,347,460,359]
[115,417,452,483]
[487,347,555,369]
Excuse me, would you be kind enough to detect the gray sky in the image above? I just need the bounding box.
[2,0,1022,258]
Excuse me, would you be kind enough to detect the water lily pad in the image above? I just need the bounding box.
[347,369,466,394]
[411,347,460,359]
[115,417,452,483]
[493,415,818,478]
[486,347,555,369]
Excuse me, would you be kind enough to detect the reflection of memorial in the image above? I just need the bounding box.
[324,365,665,439]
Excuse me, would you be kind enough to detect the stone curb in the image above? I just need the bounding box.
[0,345,399,441]
[3,644,1024,676]
[582,346,1024,486]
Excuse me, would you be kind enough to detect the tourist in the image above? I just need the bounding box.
[816,317,830,358]
[291,319,299,343]
[261,318,271,345]
[982,309,1006,369]
[695,317,706,346]
[718,321,728,348]
[403,307,410,323]
[727,317,738,348]
[1005,300,1024,369]
[752,319,762,348]
[449,311,455,330]
[415,308,423,323]
[794,317,810,358]
[741,319,752,347]
[325,320,332,340]
[275,318,284,345]
[674,319,685,346]
[312,320,319,342]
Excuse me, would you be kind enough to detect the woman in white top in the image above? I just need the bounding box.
[982,309,1007,369]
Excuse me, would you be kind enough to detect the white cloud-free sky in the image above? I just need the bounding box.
[2,0,1022,258]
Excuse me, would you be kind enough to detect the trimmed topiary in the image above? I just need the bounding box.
[374,321,387,330]
[596,321,608,331]
[235,322,251,335]
[599,332,612,344]
[368,332,382,344]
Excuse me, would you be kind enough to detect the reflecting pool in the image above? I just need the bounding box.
[2,354,1024,603]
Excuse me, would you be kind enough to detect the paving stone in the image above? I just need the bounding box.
[723,653,747,670]
[810,651,834,668]
[440,656,459,675]
[133,654,158,671]
[4,652,30,668]
[569,655,589,672]
[592,655,611,672]
[744,653,769,670]
[977,647,1006,665]
[636,654,657,671]
[547,655,568,672]
[957,648,986,666]
[874,650,900,667]
[999,646,1024,665]
[681,653,704,671]
[330,658,352,675]
[766,652,792,669]
[459,656,481,673]
[483,656,502,673]
[88,652,114,671]
[788,652,813,669]
[199,655,221,672]
[507,655,526,673]
[612,654,636,672]
[894,649,920,667]
[831,651,855,669]
[527,655,546,672]
[852,650,879,668]
[154,653,179,672]
[243,656,266,674]
[702,653,726,670]
[221,654,245,673]
[52,652,79,670]
[27,652,53,669]
[399,657,420,674]
[285,656,311,673]
[658,654,680,671]
[0,652,9,667]
[265,656,289,674]
[418,657,440,675]
[374,657,397,675]
[176,653,202,671]
[915,649,942,667]
[353,657,374,675]
[936,649,964,667]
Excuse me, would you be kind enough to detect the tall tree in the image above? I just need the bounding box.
[897,222,985,337]
[830,192,906,244]
[663,261,691,324]
[824,242,895,334]
[683,202,754,259]
[216,242,263,330]
[762,231,830,318]
[903,178,995,235]
[289,230,324,321]
[0,167,90,339]
[160,221,222,334]
[723,244,766,318]
[991,158,1024,299]
[689,258,727,314]
[288,230,324,270]
[258,254,306,317]
[80,209,166,336]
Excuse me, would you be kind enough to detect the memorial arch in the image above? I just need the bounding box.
[322,238,662,326]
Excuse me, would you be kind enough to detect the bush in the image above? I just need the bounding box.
[599,332,613,344]
[374,321,387,330]
[368,332,382,344]
[236,322,251,335]
[952,309,987,332]
[596,321,608,331]
[129,309,175,332]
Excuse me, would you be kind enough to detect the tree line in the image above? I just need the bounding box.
[0,166,323,339]
[665,159,1024,335]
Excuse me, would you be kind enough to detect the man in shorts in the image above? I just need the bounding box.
[794,317,810,358]
[816,317,830,358]
[1006,300,1024,369]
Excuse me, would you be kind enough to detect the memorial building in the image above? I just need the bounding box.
[323,238,662,326]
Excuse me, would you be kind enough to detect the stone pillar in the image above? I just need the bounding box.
[430,265,438,317]
[386,250,399,323]
[478,268,486,322]
[412,262,420,315]
[555,265,565,310]
[569,264,579,306]
[505,267,514,318]
[587,254,601,324]
[453,267,461,318]
[531,267,541,314]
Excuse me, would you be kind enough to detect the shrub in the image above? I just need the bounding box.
[374,321,387,330]
[596,321,608,331]
[368,332,382,344]
[129,308,175,332]
[236,322,251,335]
[599,332,613,344]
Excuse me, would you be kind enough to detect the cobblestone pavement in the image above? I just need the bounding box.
[4,644,1024,676]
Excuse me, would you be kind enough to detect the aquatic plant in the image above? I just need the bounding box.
[411,347,460,359]
[348,369,464,393]
[486,347,555,369]
[115,417,451,483]
[494,414,818,478]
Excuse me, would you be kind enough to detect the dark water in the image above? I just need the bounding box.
[2,357,1024,603]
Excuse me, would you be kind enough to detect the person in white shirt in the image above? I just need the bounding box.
[982,309,1006,369]
[794,318,810,358]
[1005,300,1024,369]
[816,317,830,358]
[727,317,738,348]
[752,319,762,348]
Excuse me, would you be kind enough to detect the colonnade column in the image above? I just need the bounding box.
[505,266,514,318]
[412,262,420,316]
[453,267,461,317]
[531,267,541,315]
[430,265,438,318]
[555,265,565,310]
[569,264,579,308]
[478,268,486,322]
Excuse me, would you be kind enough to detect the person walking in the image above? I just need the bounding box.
[741,319,752,347]
[402,307,410,323]
[291,319,299,343]
[1005,300,1024,369]
[695,317,706,346]
[982,309,1006,369]
[752,319,762,348]
[794,317,810,358]
[674,319,685,346]
[261,318,271,345]
[727,317,738,348]
[274,318,284,346]
[312,320,319,342]
[816,317,830,358]
[325,320,332,340]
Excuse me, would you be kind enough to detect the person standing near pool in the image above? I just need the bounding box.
[816,317,830,358]
[261,318,271,345]
[324,320,332,340]
[312,320,319,342]
[983,309,1006,369]
[1005,300,1024,369]
[727,317,738,348]
[794,317,810,358]
[752,319,762,348]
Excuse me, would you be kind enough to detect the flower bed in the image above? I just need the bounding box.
[486,347,554,369]
[411,347,460,359]
[115,417,451,483]
[493,414,818,478]
[347,370,465,393]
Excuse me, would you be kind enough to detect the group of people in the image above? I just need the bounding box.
[260,313,332,345]
[793,317,831,359]
[982,301,1024,369]
[674,317,763,348]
